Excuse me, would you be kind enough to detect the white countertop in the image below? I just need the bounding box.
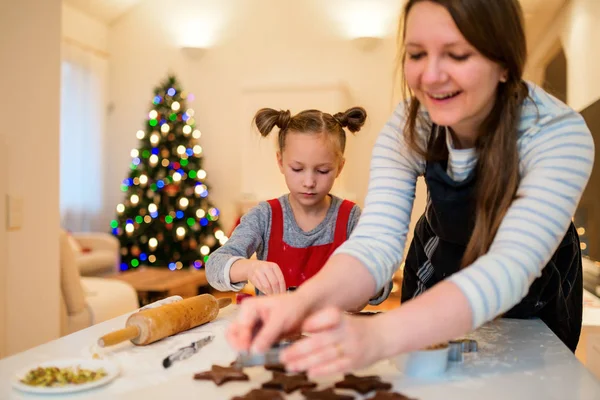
[1,305,600,399]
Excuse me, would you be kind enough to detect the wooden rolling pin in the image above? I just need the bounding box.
[98,294,231,347]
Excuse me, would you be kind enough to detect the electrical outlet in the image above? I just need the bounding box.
[7,195,23,231]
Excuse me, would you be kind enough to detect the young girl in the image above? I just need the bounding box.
[207,107,376,297]
[227,0,594,376]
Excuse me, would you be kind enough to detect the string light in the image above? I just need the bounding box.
[148,204,158,213]
[196,209,206,218]
[116,204,125,213]
[173,172,182,182]
[176,261,183,270]
[171,101,181,111]
[195,184,207,195]
[183,125,192,135]
[177,145,186,155]
[219,236,228,245]
[139,175,148,185]
[131,149,139,158]
[149,110,158,119]
[200,245,210,256]
[161,123,170,133]
[149,238,158,249]
[130,195,140,205]
[197,169,207,179]
[577,227,586,235]
[161,159,170,167]
[192,130,201,139]
[193,145,203,155]
[186,109,195,117]
[136,130,145,139]
[150,134,160,145]
[143,215,151,223]
[126,223,134,233]
[176,227,186,238]
[179,198,189,208]
[149,154,159,165]
[148,255,156,263]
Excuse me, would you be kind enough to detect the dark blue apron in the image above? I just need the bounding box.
[402,130,583,352]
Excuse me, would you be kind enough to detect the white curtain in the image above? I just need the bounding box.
[60,41,107,232]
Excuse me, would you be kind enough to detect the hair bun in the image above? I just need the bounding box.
[334,107,367,133]
[253,108,292,137]
[276,110,291,131]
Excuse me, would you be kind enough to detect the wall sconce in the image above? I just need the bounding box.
[181,47,207,60]
[352,37,383,52]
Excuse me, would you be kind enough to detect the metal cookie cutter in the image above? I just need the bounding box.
[448,339,478,362]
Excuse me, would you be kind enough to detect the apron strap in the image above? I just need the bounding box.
[333,200,355,245]
[267,199,284,254]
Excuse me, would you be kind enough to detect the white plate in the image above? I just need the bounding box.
[12,358,120,395]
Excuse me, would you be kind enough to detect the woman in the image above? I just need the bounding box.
[227,0,594,377]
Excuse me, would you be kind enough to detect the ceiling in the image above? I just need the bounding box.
[62,0,144,24]
[62,0,568,47]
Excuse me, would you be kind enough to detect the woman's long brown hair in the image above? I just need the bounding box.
[399,0,530,267]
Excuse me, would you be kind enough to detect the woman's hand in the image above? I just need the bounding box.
[227,291,312,353]
[280,307,388,377]
[247,261,287,295]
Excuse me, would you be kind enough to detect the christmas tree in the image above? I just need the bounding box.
[111,75,228,272]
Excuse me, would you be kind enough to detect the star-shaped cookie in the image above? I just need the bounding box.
[302,387,355,399]
[231,389,285,400]
[334,374,392,394]
[366,391,417,400]
[193,365,249,386]
[262,371,317,393]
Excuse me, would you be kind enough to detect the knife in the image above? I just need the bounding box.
[162,335,215,368]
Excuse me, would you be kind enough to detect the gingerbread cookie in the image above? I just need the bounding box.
[262,371,317,393]
[302,387,355,399]
[264,363,287,372]
[366,391,417,400]
[231,389,284,400]
[335,374,392,394]
[194,365,249,386]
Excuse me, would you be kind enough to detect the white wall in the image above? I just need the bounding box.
[0,0,61,356]
[106,0,405,232]
[526,0,600,111]
[62,3,109,53]
[0,134,6,358]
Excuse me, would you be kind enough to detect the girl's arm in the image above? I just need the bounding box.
[205,202,270,291]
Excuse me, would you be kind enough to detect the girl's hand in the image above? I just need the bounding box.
[247,261,286,295]
[227,292,312,353]
[280,307,387,377]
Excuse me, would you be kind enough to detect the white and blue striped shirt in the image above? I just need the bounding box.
[334,82,595,329]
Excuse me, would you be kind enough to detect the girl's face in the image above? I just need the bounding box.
[403,1,507,144]
[277,131,344,209]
